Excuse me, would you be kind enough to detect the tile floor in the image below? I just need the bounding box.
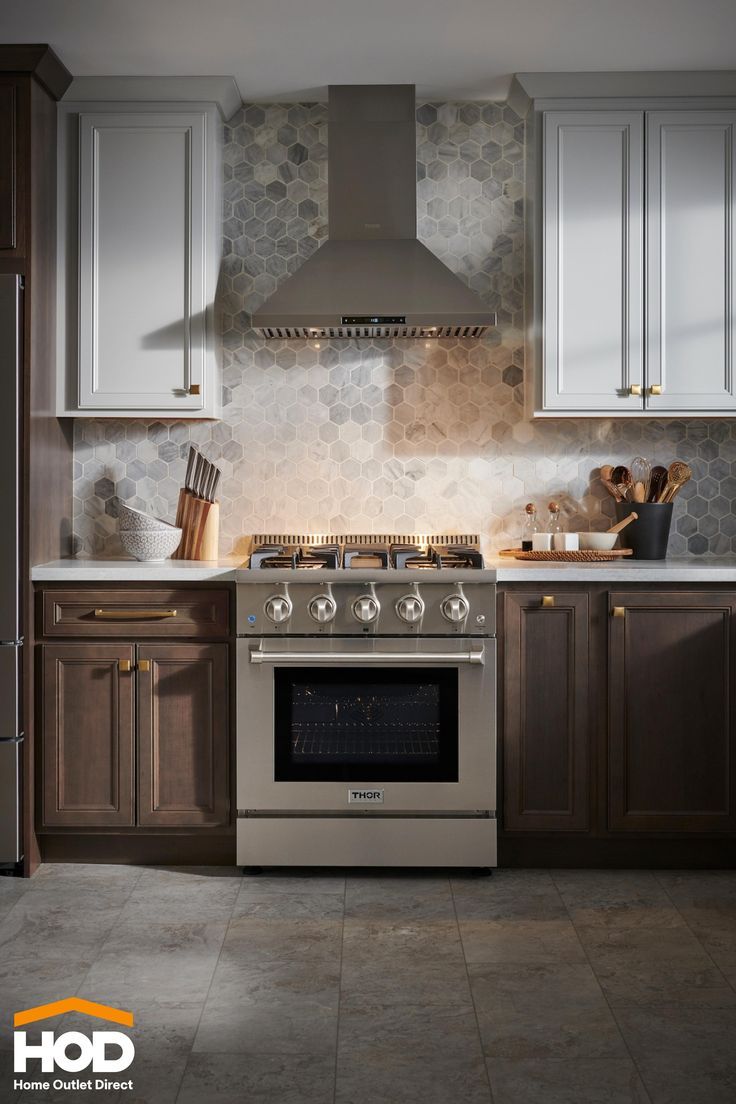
[1,866,735,1103]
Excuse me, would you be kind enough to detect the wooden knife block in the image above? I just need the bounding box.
[172,489,220,561]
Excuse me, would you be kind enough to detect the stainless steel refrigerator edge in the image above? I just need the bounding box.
[0,274,23,866]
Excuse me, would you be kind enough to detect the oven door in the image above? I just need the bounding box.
[237,636,495,813]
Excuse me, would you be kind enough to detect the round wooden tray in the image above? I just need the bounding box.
[499,548,633,562]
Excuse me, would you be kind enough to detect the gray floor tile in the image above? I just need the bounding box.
[344,875,455,921]
[592,952,736,1006]
[341,916,471,1006]
[176,1051,335,1103]
[553,870,673,916]
[221,914,343,966]
[655,871,736,905]
[337,1002,484,1061]
[574,920,707,962]
[0,877,31,923]
[117,878,240,926]
[121,1002,207,1104]
[671,903,736,968]
[613,1001,736,1062]
[0,884,133,963]
[459,915,588,965]
[135,865,242,887]
[487,1058,650,1103]
[238,873,346,896]
[636,1053,736,1104]
[79,918,227,1006]
[192,958,340,1055]
[30,863,143,891]
[469,963,628,1059]
[335,1051,492,1103]
[231,890,345,921]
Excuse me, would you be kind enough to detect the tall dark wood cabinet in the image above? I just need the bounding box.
[502,590,591,832]
[608,591,736,833]
[0,47,73,875]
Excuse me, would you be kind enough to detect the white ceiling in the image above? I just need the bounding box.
[2,0,735,102]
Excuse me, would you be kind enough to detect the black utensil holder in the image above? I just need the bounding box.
[614,501,673,560]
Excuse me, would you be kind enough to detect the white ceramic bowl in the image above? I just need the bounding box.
[118,502,176,532]
[579,531,618,551]
[120,526,182,562]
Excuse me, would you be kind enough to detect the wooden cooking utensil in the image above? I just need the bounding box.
[607,511,638,534]
[660,461,692,502]
[648,465,668,502]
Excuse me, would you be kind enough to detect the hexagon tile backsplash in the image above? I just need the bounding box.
[73,101,736,559]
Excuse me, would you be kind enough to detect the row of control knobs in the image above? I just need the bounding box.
[263,593,470,624]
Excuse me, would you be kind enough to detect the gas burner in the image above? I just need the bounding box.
[247,534,484,570]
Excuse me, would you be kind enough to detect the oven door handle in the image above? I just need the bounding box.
[249,647,485,666]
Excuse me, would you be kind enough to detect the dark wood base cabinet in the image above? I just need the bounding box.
[500,585,736,867]
[37,586,233,864]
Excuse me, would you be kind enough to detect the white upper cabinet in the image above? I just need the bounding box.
[57,97,222,417]
[541,111,644,412]
[530,89,736,417]
[646,111,736,412]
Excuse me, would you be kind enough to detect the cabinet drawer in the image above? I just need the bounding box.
[41,588,230,638]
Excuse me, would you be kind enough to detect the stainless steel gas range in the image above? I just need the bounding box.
[236,534,497,870]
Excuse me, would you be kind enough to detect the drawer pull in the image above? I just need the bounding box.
[541,595,555,608]
[94,609,178,620]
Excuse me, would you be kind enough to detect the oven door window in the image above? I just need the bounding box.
[274,667,458,782]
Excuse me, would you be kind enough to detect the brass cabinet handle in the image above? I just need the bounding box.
[629,384,642,396]
[188,384,201,395]
[541,595,555,608]
[612,606,626,618]
[118,659,131,672]
[95,609,178,620]
[138,659,151,673]
[649,384,663,396]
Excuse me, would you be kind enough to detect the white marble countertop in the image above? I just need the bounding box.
[31,558,241,582]
[31,555,736,583]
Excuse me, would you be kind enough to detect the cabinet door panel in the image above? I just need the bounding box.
[137,643,229,827]
[608,592,736,832]
[77,112,206,411]
[42,644,135,827]
[0,83,17,250]
[542,111,644,412]
[503,591,590,831]
[646,112,736,411]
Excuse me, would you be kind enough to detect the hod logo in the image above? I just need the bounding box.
[13,998,135,1094]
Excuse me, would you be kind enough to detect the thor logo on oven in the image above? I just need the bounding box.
[348,790,384,803]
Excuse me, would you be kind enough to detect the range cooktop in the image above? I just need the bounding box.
[246,534,484,571]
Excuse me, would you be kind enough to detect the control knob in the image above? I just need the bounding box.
[264,595,292,624]
[308,594,337,624]
[396,594,425,624]
[440,593,469,623]
[352,595,380,623]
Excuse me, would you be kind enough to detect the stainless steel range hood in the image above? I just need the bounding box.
[252,85,496,339]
